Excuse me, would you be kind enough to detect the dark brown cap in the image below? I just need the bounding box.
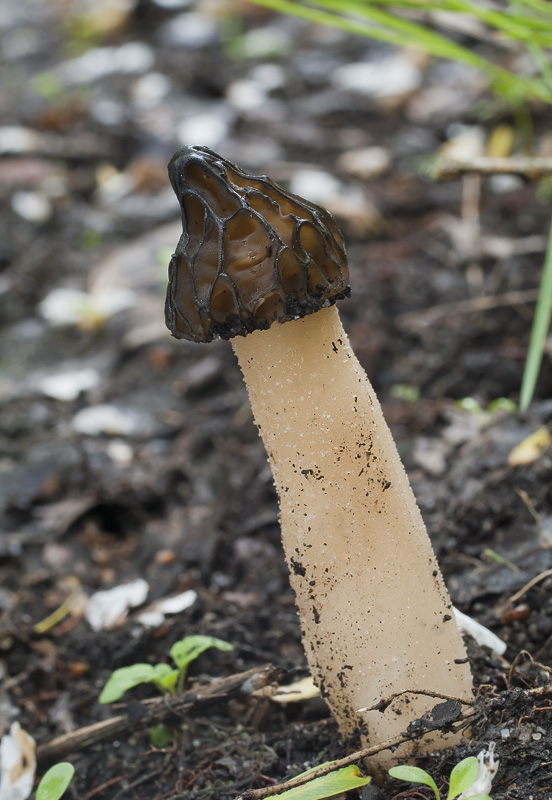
[165,145,350,343]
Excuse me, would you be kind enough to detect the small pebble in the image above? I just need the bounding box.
[160,12,219,48]
[177,111,230,149]
[337,146,392,180]
[248,63,286,92]
[39,287,134,327]
[488,174,524,194]
[288,169,343,205]
[131,72,172,108]
[227,79,268,112]
[332,54,421,99]
[155,549,176,564]
[11,191,51,224]
[72,405,138,436]
[91,98,126,126]
[106,439,134,465]
[0,126,40,155]
[56,42,155,85]
[441,125,486,160]
[237,27,292,59]
[39,368,100,402]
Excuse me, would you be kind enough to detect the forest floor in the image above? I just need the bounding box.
[1,1,552,798]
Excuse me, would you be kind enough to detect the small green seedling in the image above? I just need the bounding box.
[99,635,234,703]
[456,396,516,428]
[36,762,75,800]
[389,757,492,800]
[389,383,420,403]
[149,723,176,748]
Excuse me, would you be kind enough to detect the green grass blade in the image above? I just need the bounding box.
[245,0,436,45]
[510,0,552,89]
[316,0,552,53]
[246,0,552,103]
[513,0,552,18]
[328,0,552,33]
[519,219,552,412]
[380,0,552,43]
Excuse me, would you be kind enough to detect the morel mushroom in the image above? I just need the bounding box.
[165,146,473,765]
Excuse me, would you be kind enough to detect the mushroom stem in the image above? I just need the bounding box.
[232,304,473,766]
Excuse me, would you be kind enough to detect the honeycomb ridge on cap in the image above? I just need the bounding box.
[165,145,350,343]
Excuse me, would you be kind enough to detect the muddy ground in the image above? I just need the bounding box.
[1,1,552,798]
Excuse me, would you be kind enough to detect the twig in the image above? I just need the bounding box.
[509,568,552,603]
[110,767,165,800]
[515,487,552,548]
[430,156,552,180]
[36,663,284,763]
[235,710,476,800]
[507,650,552,687]
[358,687,474,713]
[84,775,125,800]
[398,288,540,329]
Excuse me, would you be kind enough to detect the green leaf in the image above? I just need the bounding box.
[274,765,370,799]
[150,724,176,748]
[151,663,174,680]
[36,763,75,800]
[447,757,479,800]
[170,635,234,672]
[154,666,179,693]
[246,0,552,104]
[99,664,156,703]
[388,765,440,800]
[487,397,516,415]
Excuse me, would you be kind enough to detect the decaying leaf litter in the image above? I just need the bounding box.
[0,1,552,798]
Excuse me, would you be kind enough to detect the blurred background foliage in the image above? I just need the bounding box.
[243,0,552,411]
[2,0,551,409]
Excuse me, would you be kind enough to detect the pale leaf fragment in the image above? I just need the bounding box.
[508,427,551,467]
[272,676,320,704]
[85,578,149,631]
[458,742,498,799]
[0,723,36,800]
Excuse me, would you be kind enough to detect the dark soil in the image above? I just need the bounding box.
[1,2,552,799]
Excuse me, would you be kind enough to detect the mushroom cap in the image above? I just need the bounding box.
[165,145,350,343]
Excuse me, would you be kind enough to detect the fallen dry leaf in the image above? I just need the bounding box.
[508,427,551,467]
[0,722,36,800]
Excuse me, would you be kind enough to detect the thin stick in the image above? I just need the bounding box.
[398,288,540,329]
[358,687,474,713]
[430,156,552,180]
[515,487,552,548]
[36,663,283,763]
[245,0,551,103]
[509,568,552,603]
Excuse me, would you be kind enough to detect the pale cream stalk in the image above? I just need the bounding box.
[232,304,473,766]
